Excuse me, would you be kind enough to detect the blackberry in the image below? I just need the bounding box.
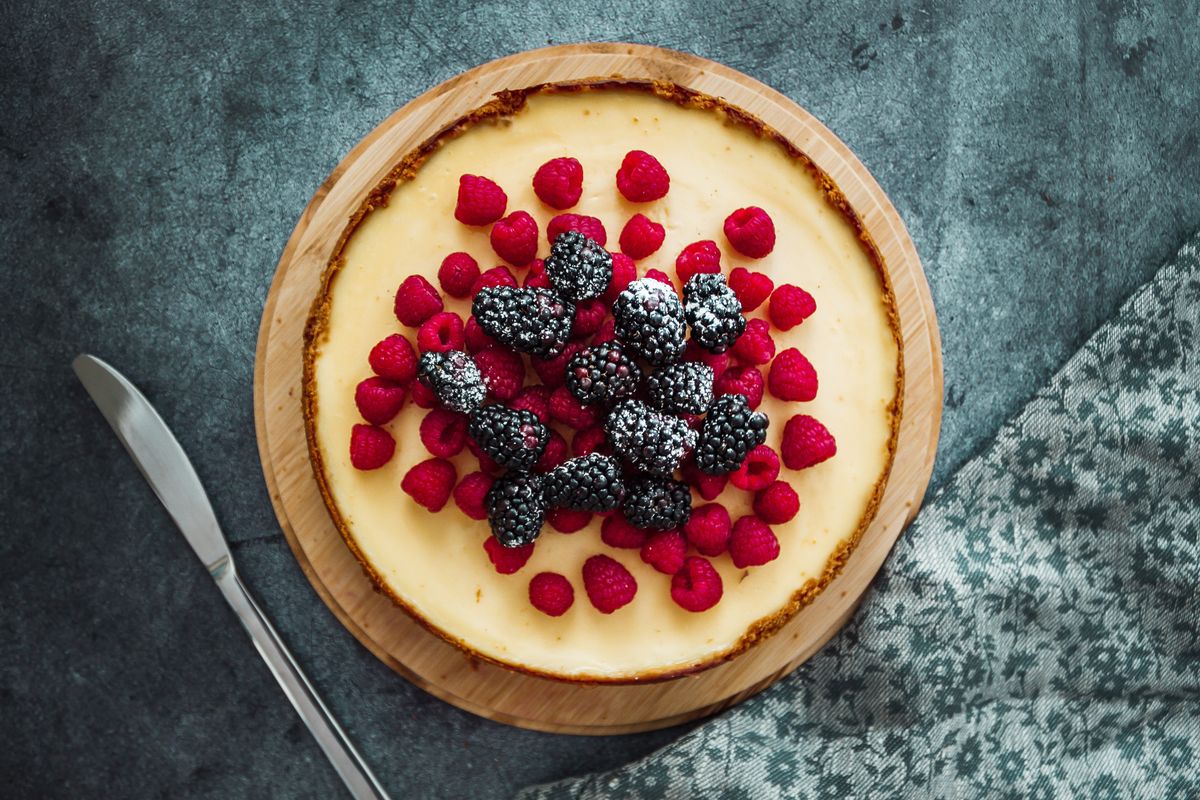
[612,278,687,366]
[683,273,745,353]
[622,476,692,530]
[647,362,714,415]
[486,472,546,547]
[565,343,643,406]
[417,350,486,415]
[605,400,697,476]
[468,404,549,471]
[695,393,769,475]
[472,286,575,358]
[543,454,626,512]
[544,230,612,302]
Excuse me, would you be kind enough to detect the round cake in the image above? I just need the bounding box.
[304,81,901,682]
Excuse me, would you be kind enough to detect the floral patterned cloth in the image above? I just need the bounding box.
[520,234,1200,799]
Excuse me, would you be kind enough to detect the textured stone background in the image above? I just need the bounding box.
[2,1,1197,798]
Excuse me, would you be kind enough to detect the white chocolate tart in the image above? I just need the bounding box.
[304,82,901,682]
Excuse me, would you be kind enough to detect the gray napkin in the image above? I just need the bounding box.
[520,233,1200,799]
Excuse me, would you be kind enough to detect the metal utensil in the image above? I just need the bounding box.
[72,354,390,800]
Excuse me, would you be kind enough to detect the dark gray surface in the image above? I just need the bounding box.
[1,1,1196,798]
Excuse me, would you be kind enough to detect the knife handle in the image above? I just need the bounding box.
[213,562,390,800]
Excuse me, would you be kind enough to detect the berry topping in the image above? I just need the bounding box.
[731,318,776,366]
[523,259,552,289]
[468,404,550,471]
[464,316,499,353]
[643,268,674,287]
[728,267,774,312]
[615,150,669,202]
[466,435,502,475]
[529,572,574,616]
[768,284,817,330]
[590,316,618,345]
[483,535,534,574]
[544,230,612,302]
[600,512,649,549]
[683,273,746,354]
[393,275,443,327]
[416,311,465,353]
[682,462,729,501]
[547,507,593,533]
[486,471,547,547]
[454,174,507,226]
[566,343,643,406]
[714,364,765,409]
[532,157,584,210]
[671,557,724,612]
[472,286,575,359]
[605,400,697,476]
[349,424,395,470]
[438,252,480,299]
[417,350,486,415]
[618,214,665,260]
[723,206,776,258]
[401,457,456,511]
[547,213,608,247]
[684,340,730,380]
[549,384,601,429]
[781,414,837,470]
[510,384,551,424]
[684,503,733,556]
[622,475,692,530]
[543,453,627,512]
[531,342,582,387]
[368,333,418,384]
[674,240,722,285]
[612,278,687,366]
[354,377,407,425]
[602,252,638,304]
[646,362,714,415]
[729,516,780,568]
[490,210,540,266]
[409,378,437,409]
[418,407,468,458]
[535,429,569,473]
[753,480,800,525]
[572,426,610,457]
[695,393,769,475]
[582,554,637,613]
[453,471,493,521]
[474,344,525,401]
[471,264,519,295]
[640,529,687,575]
[768,348,819,402]
[570,298,609,340]
[729,444,781,491]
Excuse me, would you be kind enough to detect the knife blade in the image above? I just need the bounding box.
[73,354,390,800]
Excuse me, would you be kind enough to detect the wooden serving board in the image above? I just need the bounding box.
[254,43,943,735]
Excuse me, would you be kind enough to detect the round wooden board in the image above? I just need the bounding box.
[254,43,943,735]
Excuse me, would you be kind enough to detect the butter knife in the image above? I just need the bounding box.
[72,354,390,800]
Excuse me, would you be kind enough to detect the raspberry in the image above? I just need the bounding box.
[530,342,582,387]
[600,512,648,549]
[354,376,406,425]
[714,365,765,409]
[572,426,609,457]
[532,157,583,210]
[349,424,395,470]
[510,385,551,424]
[683,503,732,556]
[729,516,780,568]
[768,348,819,402]
[483,535,534,574]
[640,529,686,574]
[728,267,774,312]
[523,259,551,289]
[368,334,417,384]
[401,458,456,511]
[418,407,468,458]
[615,150,670,202]
[582,554,637,613]
[729,444,781,491]
[471,265,519,296]
[410,379,437,409]
[682,462,729,501]
[753,480,800,525]
[643,268,674,286]
[675,240,722,284]
[723,206,776,258]
[416,311,465,353]
[768,284,817,330]
[570,298,608,340]
[469,404,549,471]
[394,274,443,327]
[671,557,724,612]
[619,214,665,259]
[438,252,480,299]
[464,316,499,353]
[590,316,617,345]
[547,214,607,247]
[731,318,776,366]
[490,210,540,266]
[684,340,730,381]
[474,344,524,401]
[781,415,837,470]
[486,472,546,546]
[454,174,507,226]
[529,572,574,616]
[549,384,600,429]
[602,252,638,304]
[535,429,569,473]
[547,507,592,533]
[453,471,493,520]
